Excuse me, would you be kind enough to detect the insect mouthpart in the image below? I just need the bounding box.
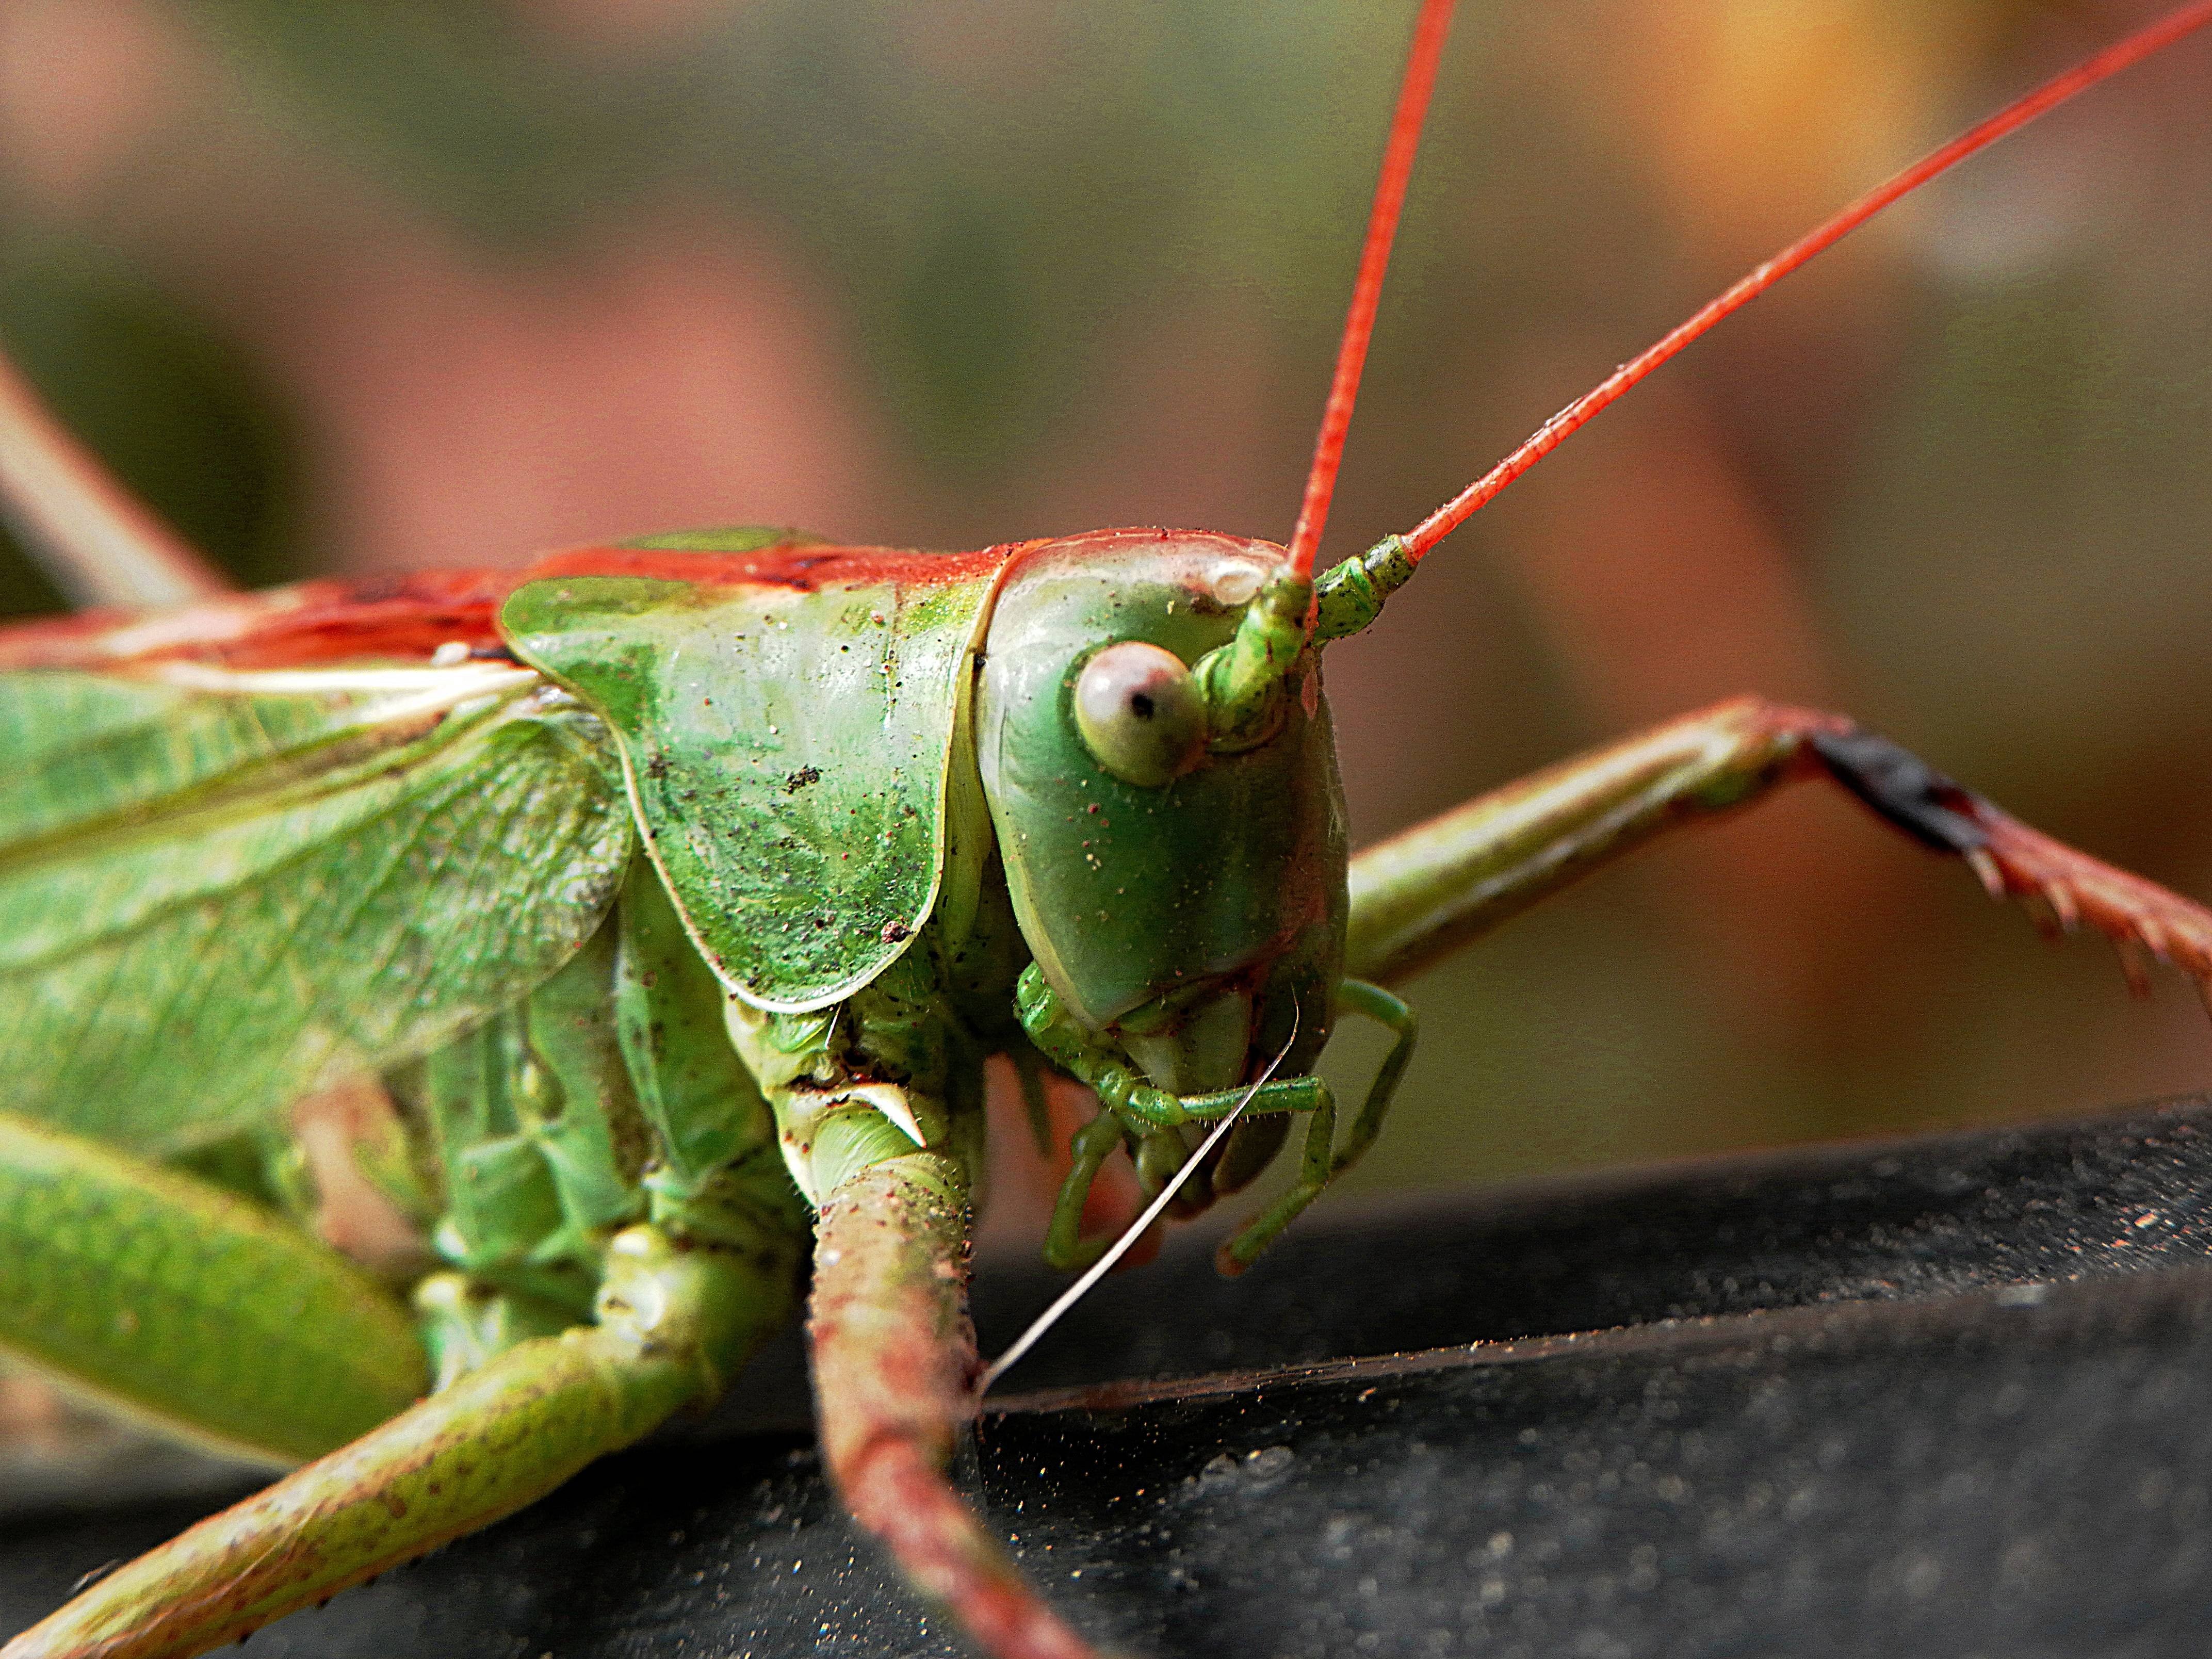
[1116,980,1256,1097]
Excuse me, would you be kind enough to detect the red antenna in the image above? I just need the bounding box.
[1401,0,2212,563]
[1284,0,1456,582]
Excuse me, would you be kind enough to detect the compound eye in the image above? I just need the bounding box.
[1074,641,1206,787]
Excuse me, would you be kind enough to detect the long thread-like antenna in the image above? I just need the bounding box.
[1399,0,2212,562]
[1284,0,1456,581]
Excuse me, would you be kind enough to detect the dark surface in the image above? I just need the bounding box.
[10,1096,2212,1656]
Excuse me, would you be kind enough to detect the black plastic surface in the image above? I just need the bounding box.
[9,1096,2212,1656]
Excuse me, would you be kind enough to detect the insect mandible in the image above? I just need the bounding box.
[4,5,2212,1657]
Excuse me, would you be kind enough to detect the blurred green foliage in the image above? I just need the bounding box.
[182,1,1415,473]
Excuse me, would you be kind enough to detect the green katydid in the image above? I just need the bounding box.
[5,4,2212,1657]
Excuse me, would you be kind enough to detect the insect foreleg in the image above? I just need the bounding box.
[810,1150,1098,1659]
[735,939,1100,1657]
[1214,981,1418,1274]
[3,1223,787,1659]
[1345,696,2212,1001]
[1018,967,1419,1272]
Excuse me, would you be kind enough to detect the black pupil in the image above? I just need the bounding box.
[1129,692,1155,720]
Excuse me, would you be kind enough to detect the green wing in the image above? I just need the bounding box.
[0,665,634,1151]
[502,538,1011,1013]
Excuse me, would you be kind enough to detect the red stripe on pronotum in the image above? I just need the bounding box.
[1283,0,1457,582]
[1396,0,2212,563]
[0,540,1044,671]
[520,539,1030,593]
[0,572,515,671]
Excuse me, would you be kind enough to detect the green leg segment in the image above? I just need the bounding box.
[1019,965,1332,1136]
[4,1225,790,1659]
[1347,697,1832,985]
[0,1112,425,1467]
[1344,695,2212,997]
[1040,1111,1130,1272]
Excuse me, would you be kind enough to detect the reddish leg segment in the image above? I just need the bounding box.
[810,1152,1102,1659]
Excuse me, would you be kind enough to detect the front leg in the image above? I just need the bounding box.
[1347,695,2212,999]
[1014,966,1417,1274]
[809,1146,1099,1659]
[735,966,1103,1659]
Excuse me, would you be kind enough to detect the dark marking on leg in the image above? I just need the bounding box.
[1810,727,1991,856]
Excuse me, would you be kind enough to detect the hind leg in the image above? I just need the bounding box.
[3,1221,789,1659]
[1346,695,2212,1000]
[0,1112,425,1471]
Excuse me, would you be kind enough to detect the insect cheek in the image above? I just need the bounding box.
[1071,640,1206,788]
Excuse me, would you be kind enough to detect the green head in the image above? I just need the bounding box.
[976,530,1347,1097]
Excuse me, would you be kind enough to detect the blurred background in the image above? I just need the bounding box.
[4,0,2211,1217]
